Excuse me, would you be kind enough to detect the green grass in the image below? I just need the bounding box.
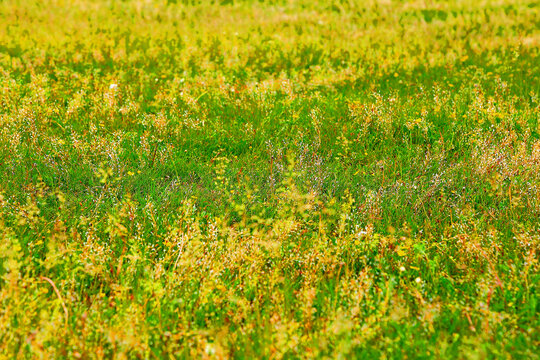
[0,0,539,358]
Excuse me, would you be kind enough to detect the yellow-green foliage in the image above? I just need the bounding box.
[0,0,539,358]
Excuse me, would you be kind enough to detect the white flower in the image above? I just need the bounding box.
[415,277,422,284]
[109,83,118,90]
[400,266,406,272]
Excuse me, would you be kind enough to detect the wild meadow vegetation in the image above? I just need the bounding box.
[0,0,539,358]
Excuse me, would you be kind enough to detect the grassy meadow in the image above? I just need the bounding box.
[0,0,539,358]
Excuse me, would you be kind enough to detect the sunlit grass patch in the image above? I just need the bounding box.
[0,0,538,358]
